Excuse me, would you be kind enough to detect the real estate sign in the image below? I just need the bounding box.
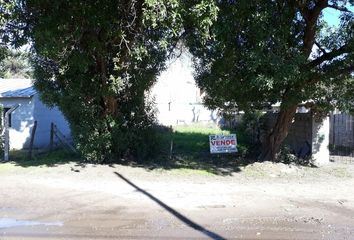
[209,134,237,154]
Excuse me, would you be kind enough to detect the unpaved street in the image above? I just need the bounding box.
[1,159,354,239]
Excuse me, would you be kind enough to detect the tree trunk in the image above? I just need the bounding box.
[259,104,298,161]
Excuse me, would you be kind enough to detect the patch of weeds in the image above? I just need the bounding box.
[275,146,315,166]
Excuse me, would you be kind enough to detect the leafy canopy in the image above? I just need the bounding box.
[187,0,354,114]
[2,0,218,162]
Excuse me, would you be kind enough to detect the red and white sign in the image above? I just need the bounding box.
[209,134,237,154]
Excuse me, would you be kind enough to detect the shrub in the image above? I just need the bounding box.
[72,97,163,163]
[275,146,314,166]
[232,111,264,158]
[240,111,264,144]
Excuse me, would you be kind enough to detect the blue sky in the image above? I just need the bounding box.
[323,5,353,27]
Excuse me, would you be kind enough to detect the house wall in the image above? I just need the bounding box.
[0,97,35,149]
[32,94,71,148]
[151,52,217,126]
[0,94,71,149]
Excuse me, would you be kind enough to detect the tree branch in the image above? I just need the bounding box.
[315,41,327,54]
[298,0,329,57]
[308,44,350,68]
[326,4,352,13]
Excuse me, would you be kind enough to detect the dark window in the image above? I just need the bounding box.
[3,108,12,128]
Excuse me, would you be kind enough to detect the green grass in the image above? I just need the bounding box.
[8,149,81,167]
[172,123,231,154]
[140,123,252,176]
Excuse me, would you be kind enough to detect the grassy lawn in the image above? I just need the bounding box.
[146,123,251,175]
[172,123,231,154]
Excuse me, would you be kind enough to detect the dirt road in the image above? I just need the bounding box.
[1,160,354,239]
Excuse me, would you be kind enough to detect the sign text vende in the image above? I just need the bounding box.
[209,134,237,154]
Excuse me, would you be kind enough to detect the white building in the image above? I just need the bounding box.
[151,52,218,126]
[0,78,71,149]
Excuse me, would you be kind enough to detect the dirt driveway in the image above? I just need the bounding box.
[1,158,354,240]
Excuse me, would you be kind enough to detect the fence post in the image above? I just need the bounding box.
[28,120,37,160]
[169,125,173,160]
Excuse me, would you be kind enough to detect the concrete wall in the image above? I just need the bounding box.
[264,112,330,164]
[312,116,330,164]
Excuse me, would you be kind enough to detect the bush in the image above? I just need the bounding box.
[231,111,264,158]
[240,111,264,144]
[71,96,165,163]
[275,146,314,166]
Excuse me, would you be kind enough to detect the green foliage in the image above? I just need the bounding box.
[240,111,264,144]
[275,146,314,166]
[0,49,33,78]
[186,0,353,160]
[187,0,354,114]
[1,0,218,163]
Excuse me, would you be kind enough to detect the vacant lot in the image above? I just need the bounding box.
[1,156,354,240]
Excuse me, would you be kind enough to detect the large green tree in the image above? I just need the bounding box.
[187,0,354,161]
[2,0,217,162]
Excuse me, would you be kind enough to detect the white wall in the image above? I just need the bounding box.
[151,52,217,126]
[0,94,72,149]
[312,116,330,165]
[32,94,71,148]
[0,98,35,149]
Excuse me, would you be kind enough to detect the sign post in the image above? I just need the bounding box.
[209,134,237,154]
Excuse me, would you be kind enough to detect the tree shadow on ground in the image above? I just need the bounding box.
[4,128,255,176]
[119,130,255,176]
[5,149,81,167]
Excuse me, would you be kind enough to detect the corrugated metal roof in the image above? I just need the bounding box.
[0,86,37,98]
[0,78,37,98]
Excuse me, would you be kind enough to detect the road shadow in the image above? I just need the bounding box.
[114,172,227,240]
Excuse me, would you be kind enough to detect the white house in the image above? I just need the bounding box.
[0,78,71,150]
[151,52,218,126]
